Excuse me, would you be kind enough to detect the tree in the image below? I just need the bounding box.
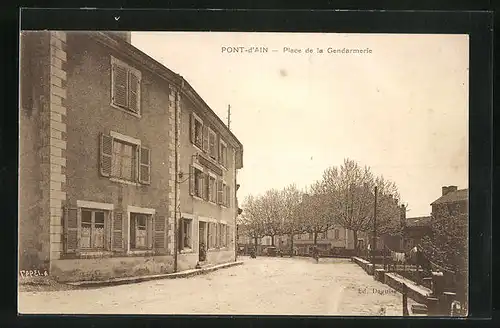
[280,184,305,255]
[420,206,468,303]
[320,158,403,252]
[260,189,284,246]
[300,181,332,247]
[240,195,266,249]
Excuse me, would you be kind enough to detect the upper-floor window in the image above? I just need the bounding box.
[219,139,228,168]
[208,174,217,203]
[190,113,204,149]
[208,128,217,159]
[111,56,141,115]
[100,132,151,185]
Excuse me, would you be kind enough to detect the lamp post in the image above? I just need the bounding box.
[372,186,378,266]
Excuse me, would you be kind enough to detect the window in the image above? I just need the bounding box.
[208,175,217,203]
[193,167,205,198]
[190,113,203,149]
[112,139,136,181]
[219,140,228,167]
[218,223,228,248]
[80,209,107,250]
[208,128,217,159]
[130,213,152,250]
[111,57,141,114]
[334,229,340,240]
[100,133,150,184]
[219,182,230,207]
[179,218,193,250]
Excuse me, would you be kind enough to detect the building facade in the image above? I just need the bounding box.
[19,31,243,282]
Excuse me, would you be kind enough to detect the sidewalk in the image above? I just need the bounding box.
[62,261,244,288]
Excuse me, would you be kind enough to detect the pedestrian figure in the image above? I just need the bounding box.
[312,246,319,263]
[249,246,256,258]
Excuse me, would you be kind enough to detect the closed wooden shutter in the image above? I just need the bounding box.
[190,114,196,144]
[217,180,223,204]
[147,216,153,250]
[204,173,209,201]
[111,211,124,251]
[202,125,209,152]
[218,141,222,164]
[189,165,195,196]
[226,185,231,207]
[154,215,166,253]
[112,64,128,107]
[100,133,113,177]
[139,146,151,184]
[128,71,140,113]
[64,207,79,253]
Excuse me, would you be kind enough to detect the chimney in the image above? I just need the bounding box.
[442,185,458,196]
[107,31,132,44]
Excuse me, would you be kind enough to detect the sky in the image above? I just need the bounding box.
[132,32,469,217]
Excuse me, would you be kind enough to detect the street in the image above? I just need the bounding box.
[19,257,415,315]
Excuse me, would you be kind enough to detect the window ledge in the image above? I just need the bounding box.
[77,251,114,258]
[128,250,154,256]
[110,177,140,186]
[110,102,141,118]
[180,248,195,254]
[193,195,204,201]
[192,143,203,152]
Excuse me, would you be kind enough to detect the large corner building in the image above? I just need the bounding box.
[19,31,244,282]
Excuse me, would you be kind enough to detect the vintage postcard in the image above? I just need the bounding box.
[18,31,469,316]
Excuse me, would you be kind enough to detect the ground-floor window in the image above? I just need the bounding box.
[81,209,108,250]
[130,213,152,250]
[179,218,193,250]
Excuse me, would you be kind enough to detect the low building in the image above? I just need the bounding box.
[19,31,243,282]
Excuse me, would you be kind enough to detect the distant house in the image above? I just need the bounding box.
[431,186,468,218]
[403,216,432,250]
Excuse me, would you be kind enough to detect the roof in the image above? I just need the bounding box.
[431,189,468,206]
[405,216,432,228]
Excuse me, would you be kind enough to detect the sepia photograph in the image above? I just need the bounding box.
[18,30,469,316]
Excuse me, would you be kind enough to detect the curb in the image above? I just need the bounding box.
[66,261,244,288]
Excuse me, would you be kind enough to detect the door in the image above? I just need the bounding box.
[199,221,207,261]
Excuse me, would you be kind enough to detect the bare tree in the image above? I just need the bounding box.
[300,181,331,247]
[260,189,284,246]
[240,195,266,249]
[280,184,304,255]
[320,158,402,252]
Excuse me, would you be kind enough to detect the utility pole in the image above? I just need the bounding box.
[373,186,378,265]
[227,104,231,130]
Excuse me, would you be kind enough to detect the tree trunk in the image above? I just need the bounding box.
[290,233,294,257]
[314,232,318,246]
[271,235,275,246]
[353,230,358,254]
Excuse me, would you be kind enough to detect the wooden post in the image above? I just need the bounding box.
[383,246,386,271]
[372,186,378,264]
[402,283,409,316]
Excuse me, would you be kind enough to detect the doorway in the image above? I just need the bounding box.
[199,221,207,262]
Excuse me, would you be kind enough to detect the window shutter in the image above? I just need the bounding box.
[217,180,223,204]
[111,211,124,251]
[100,133,113,177]
[147,216,154,250]
[64,207,79,253]
[128,71,140,113]
[139,146,151,184]
[202,125,209,152]
[112,63,128,107]
[189,165,195,196]
[204,174,209,201]
[218,141,223,164]
[190,114,196,144]
[226,185,231,207]
[154,215,166,253]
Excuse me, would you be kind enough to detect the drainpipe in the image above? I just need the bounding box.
[173,80,182,272]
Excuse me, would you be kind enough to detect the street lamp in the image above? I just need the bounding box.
[372,186,378,267]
